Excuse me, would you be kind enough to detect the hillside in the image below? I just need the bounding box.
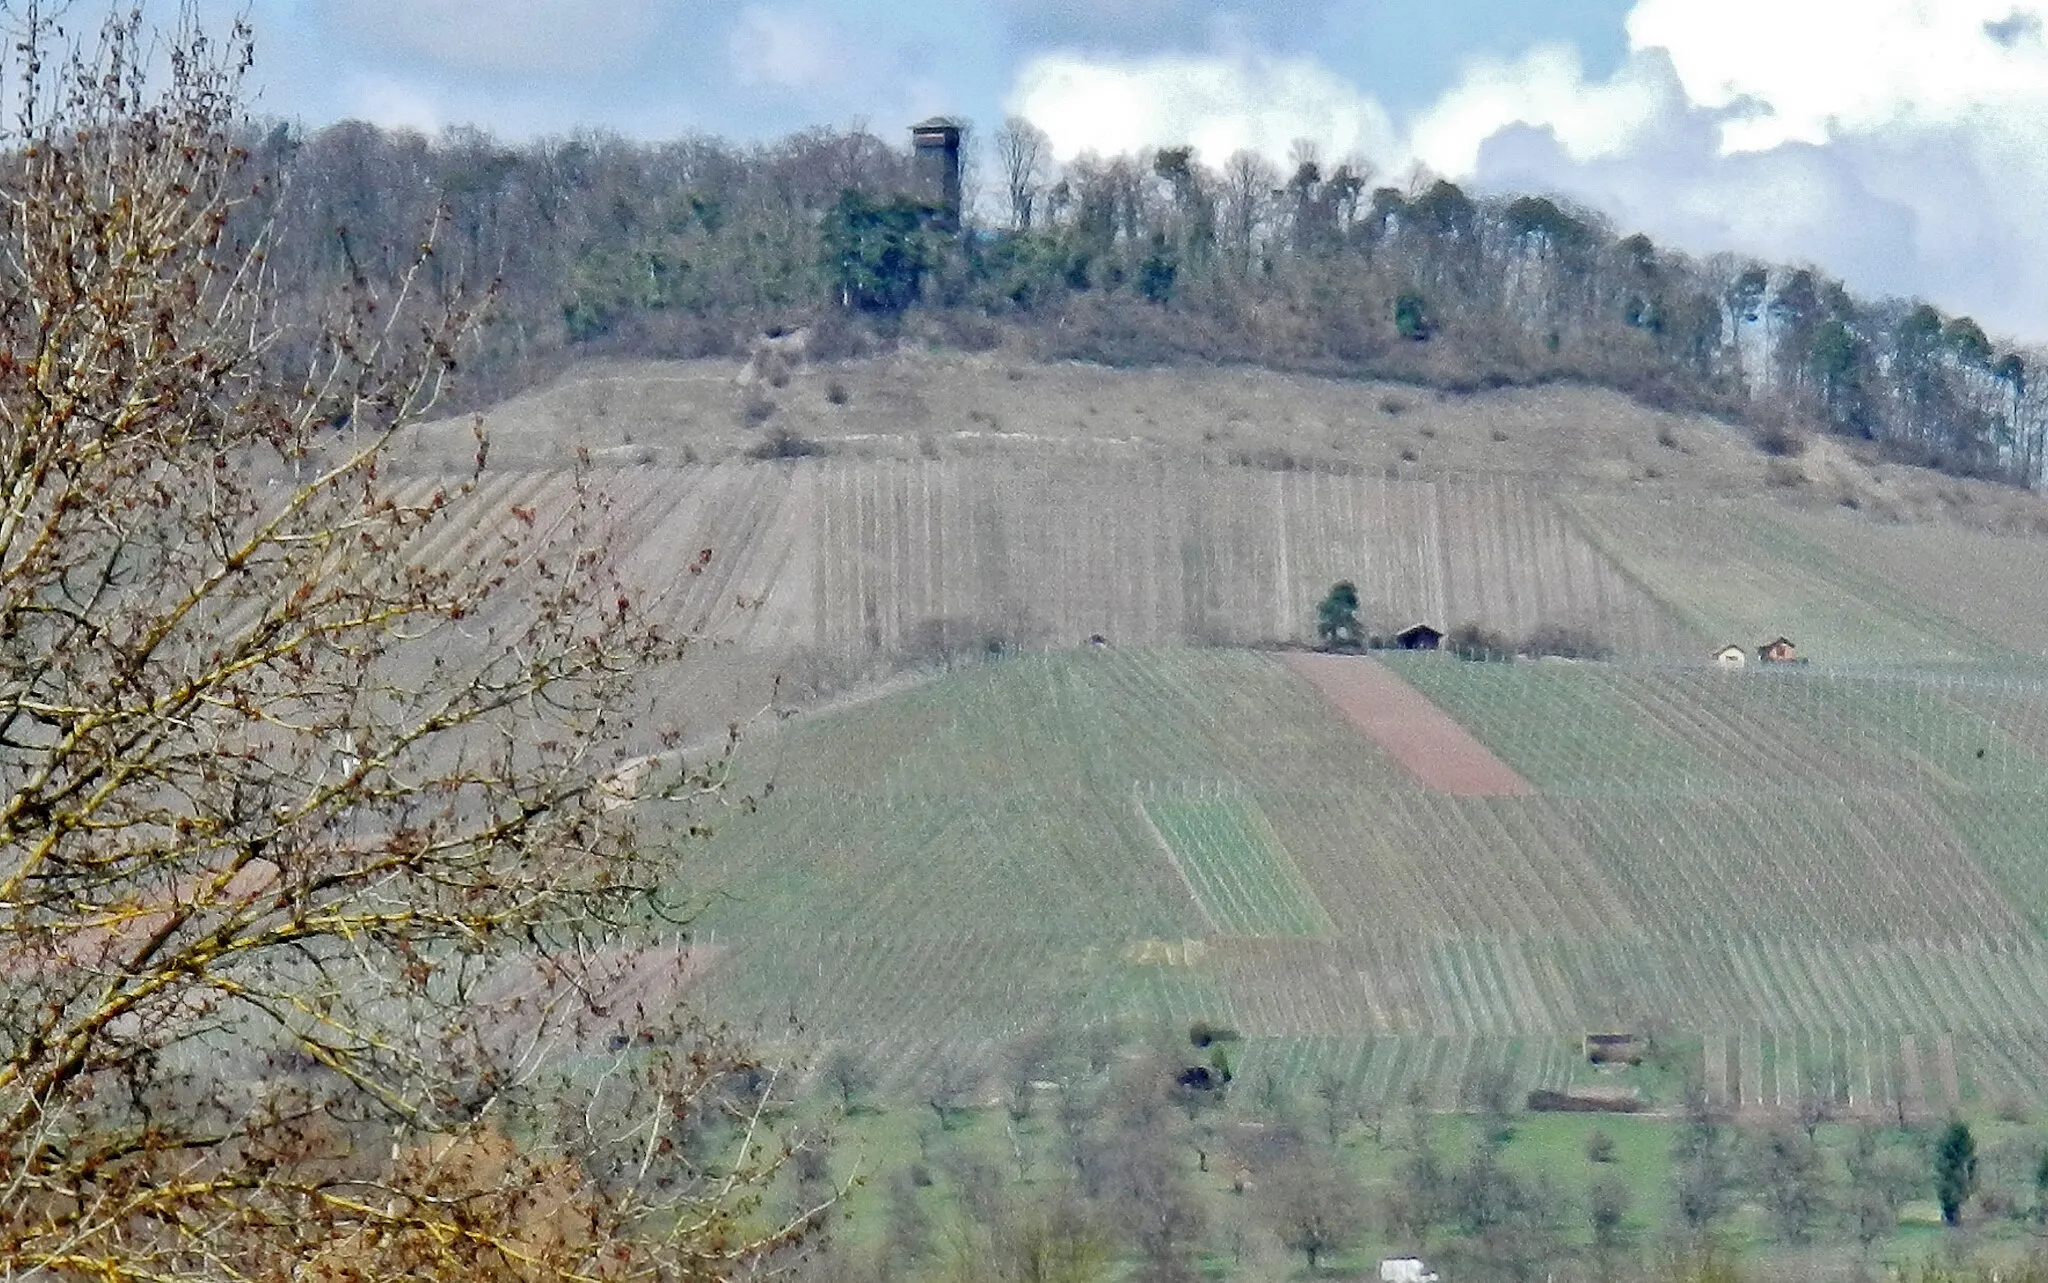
[650,644,2048,1122]
[402,350,2048,1271]
[384,346,2048,1117]
[391,349,2048,747]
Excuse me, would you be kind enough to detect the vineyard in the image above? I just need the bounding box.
[363,436,2048,755]
[373,452,1737,738]
[804,456,1696,656]
[1563,494,2031,667]
[657,646,2048,1117]
[1140,790,1334,936]
[373,359,2048,1119]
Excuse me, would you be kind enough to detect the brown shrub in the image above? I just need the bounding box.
[923,308,1005,353]
[1752,412,1809,457]
[1447,622,1514,661]
[806,307,879,362]
[1521,623,1612,661]
[748,425,822,460]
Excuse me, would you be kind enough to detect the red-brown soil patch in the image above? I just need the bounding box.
[1282,653,1535,797]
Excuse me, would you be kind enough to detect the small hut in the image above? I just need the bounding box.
[1583,1031,1645,1066]
[1392,623,1444,651]
[1757,636,1799,664]
[1712,644,1747,669]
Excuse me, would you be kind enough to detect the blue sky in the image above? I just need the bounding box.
[234,0,2048,344]
[243,0,1637,142]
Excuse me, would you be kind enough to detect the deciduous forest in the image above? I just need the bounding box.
[248,116,2044,485]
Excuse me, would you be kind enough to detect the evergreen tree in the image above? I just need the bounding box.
[1316,581,1363,650]
[1935,1121,1978,1226]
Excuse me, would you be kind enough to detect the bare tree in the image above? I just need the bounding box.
[1264,1149,1366,1273]
[0,9,814,1278]
[822,1046,875,1111]
[1588,1174,1630,1276]
[1220,150,1279,272]
[1313,1066,1354,1147]
[1845,1125,1904,1257]
[1005,1027,1062,1121]
[928,1056,983,1128]
[994,115,1050,231]
[1795,1087,1834,1142]
[1108,1123,1207,1283]
[1751,1124,1827,1244]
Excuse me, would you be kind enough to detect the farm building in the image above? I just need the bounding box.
[1583,1031,1645,1065]
[1713,644,1747,669]
[1757,636,1800,664]
[1392,623,1444,651]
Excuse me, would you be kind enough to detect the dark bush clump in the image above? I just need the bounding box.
[1447,622,1514,661]
[1520,623,1611,661]
[748,425,822,460]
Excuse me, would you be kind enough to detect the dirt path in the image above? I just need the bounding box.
[1282,652,1535,796]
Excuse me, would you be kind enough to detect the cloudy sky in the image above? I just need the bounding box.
[235,0,2048,344]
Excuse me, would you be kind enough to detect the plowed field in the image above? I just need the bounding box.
[1282,652,1534,795]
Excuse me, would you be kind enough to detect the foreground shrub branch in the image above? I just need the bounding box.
[0,8,823,1279]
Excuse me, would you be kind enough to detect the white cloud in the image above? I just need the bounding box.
[1628,0,2048,152]
[1008,50,1401,169]
[344,74,446,134]
[1407,43,1674,176]
[1003,1,2048,341]
[727,6,841,92]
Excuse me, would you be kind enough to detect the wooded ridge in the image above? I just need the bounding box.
[245,118,2045,488]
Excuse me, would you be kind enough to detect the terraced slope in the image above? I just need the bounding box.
[398,456,1719,740]
[654,647,2048,1117]
[1564,495,2028,666]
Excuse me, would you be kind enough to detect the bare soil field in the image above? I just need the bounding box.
[1280,652,1534,796]
[407,346,2048,529]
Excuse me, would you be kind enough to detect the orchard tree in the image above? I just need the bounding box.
[0,8,821,1280]
[1265,1150,1366,1273]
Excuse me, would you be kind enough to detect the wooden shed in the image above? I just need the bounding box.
[1757,636,1799,664]
[1583,1031,1645,1065]
[1392,623,1444,651]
